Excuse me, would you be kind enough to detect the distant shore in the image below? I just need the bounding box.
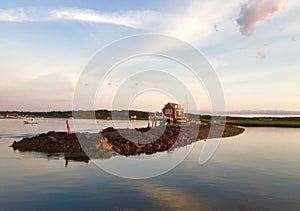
[224,117,300,128]
[1,110,300,128]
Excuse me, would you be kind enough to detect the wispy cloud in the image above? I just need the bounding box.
[0,8,34,22]
[0,2,241,45]
[0,1,293,44]
[0,7,159,28]
[237,0,288,36]
[49,1,241,44]
[50,8,159,28]
[50,3,237,45]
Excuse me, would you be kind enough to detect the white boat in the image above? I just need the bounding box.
[24,118,39,124]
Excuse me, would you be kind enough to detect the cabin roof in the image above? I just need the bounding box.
[163,102,183,110]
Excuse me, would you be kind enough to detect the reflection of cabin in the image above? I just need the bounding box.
[162,102,184,123]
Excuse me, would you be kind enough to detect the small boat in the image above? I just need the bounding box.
[24,118,39,124]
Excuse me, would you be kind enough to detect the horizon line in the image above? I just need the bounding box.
[1,109,300,115]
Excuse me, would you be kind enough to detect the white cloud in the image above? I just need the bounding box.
[50,8,159,29]
[0,2,242,45]
[0,8,34,22]
[1,1,297,46]
[0,7,160,28]
[49,1,247,45]
[237,0,288,36]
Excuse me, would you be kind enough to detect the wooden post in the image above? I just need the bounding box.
[65,159,69,167]
[66,119,71,135]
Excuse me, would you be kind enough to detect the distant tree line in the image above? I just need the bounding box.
[0,110,149,120]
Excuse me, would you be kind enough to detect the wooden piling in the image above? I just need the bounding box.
[66,119,71,134]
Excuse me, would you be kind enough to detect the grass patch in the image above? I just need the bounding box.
[232,119,300,128]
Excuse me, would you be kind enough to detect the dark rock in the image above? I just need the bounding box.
[10,124,244,159]
[48,135,59,143]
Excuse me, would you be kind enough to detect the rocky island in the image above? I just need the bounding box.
[11,123,244,161]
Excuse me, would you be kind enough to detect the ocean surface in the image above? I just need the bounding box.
[0,118,300,210]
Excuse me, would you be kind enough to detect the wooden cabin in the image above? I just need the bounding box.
[162,102,184,123]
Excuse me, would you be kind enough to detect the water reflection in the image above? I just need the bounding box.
[127,181,211,210]
[2,119,300,209]
[14,145,186,168]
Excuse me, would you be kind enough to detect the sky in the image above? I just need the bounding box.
[0,0,299,112]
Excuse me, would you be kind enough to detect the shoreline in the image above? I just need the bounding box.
[2,116,300,128]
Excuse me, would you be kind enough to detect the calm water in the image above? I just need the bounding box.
[0,119,300,210]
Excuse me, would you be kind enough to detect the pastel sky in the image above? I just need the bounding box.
[0,0,299,112]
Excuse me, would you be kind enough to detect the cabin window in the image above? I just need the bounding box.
[178,111,181,116]
[165,109,173,114]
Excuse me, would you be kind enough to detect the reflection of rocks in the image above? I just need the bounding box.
[64,152,90,167]
[64,153,89,163]
[11,124,245,159]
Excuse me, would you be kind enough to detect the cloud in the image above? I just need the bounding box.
[0,8,34,22]
[50,8,159,29]
[0,7,160,28]
[0,2,241,45]
[256,47,266,59]
[0,1,291,45]
[237,0,288,36]
[49,1,241,44]
[158,0,241,45]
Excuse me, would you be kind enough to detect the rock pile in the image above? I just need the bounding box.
[11,124,245,159]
